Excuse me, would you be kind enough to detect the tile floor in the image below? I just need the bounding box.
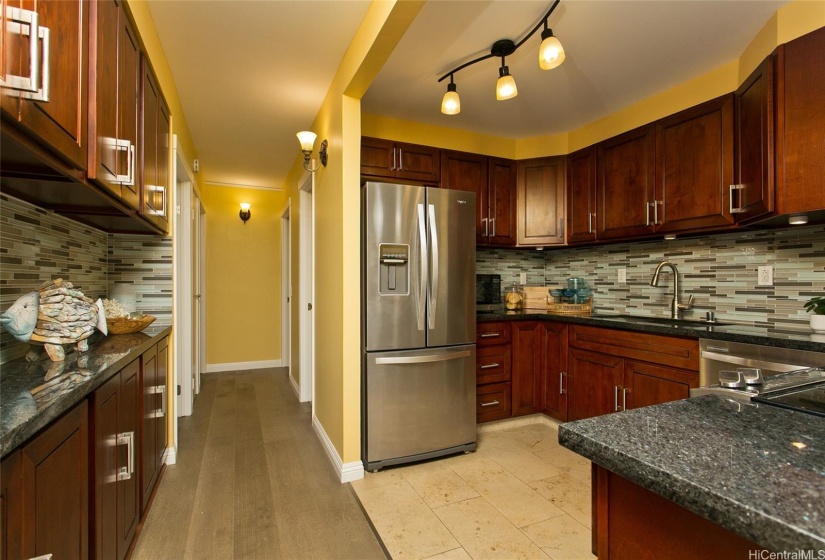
[351,419,596,560]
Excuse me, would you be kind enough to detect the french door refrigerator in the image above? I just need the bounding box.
[362,181,476,471]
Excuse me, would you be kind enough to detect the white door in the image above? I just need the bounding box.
[299,174,315,406]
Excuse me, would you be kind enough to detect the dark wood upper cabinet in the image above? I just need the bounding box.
[655,94,735,233]
[776,26,825,215]
[88,0,140,210]
[597,125,656,240]
[566,146,597,244]
[733,55,776,222]
[511,321,543,416]
[1,0,88,170]
[488,157,517,246]
[441,150,488,243]
[361,137,440,184]
[140,60,170,233]
[517,156,565,246]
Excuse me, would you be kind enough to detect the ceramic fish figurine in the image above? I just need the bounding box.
[0,278,108,362]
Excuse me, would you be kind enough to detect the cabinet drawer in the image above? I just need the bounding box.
[569,325,699,371]
[477,382,511,422]
[477,345,511,384]
[477,321,512,346]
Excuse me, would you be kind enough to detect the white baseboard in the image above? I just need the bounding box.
[288,374,300,399]
[312,415,364,483]
[205,359,283,373]
[163,446,177,465]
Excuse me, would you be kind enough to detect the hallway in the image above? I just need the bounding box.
[132,369,386,560]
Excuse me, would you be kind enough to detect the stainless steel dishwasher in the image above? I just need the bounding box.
[697,339,825,388]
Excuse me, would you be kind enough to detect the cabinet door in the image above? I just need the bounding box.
[360,136,395,178]
[597,125,656,240]
[488,158,517,246]
[541,323,568,421]
[89,0,120,195]
[441,150,488,243]
[141,61,170,233]
[734,55,775,222]
[655,95,735,233]
[396,142,440,183]
[117,14,140,209]
[566,146,597,244]
[625,360,697,410]
[118,361,139,560]
[477,382,511,423]
[20,401,88,560]
[511,321,543,416]
[777,27,825,214]
[477,344,511,385]
[476,321,511,347]
[140,343,158,511]
[14,0,88,170]
[156,336,169,460]
[0,450,23,560]
[517,157,565,246]
[568,348,623,421]
[94,374,120,560]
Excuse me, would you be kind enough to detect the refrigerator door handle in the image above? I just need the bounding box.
[417,203,427,331]
[427,203,439,330]
[375,350,471,365]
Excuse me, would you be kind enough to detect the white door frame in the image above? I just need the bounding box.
[299,173,315,408]
[280,199,292,383]
[192,192,206,396]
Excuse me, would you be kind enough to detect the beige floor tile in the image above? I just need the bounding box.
[480,423,559,455]
[484,441,564,484]
[449,455,565,528]
[434,497,552,560]
[521,514,596,560]
[421,547,474,560]
[399,461,481,509]
[534,447,591,483]
[529,474,592,529]
[350,469,405,492]
[356,480,459,560]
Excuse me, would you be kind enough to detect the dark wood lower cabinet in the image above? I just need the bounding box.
[477,382,512,422]
[141,336,169,511]
[1,402,89,560]
[93,359,140,560]
[541,323,568,421]
[624,360,697,410]
[594,466,762,559]
[511,321,543,416]
[568,348,624,421]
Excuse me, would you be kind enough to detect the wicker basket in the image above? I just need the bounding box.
[106,315,156,335]
[546,296,593,316]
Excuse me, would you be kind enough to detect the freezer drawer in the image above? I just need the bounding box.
[365,345,476,469]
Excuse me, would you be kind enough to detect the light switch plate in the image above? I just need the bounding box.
[758,265,773,286]
[618,268,627,284]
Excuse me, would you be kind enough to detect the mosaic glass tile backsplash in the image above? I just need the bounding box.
[478,224,825,332]
[1,195,172,362]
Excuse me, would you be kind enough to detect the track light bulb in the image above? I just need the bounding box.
[441,82,460,115]
[496,65,518,100]
[539,28,565,70]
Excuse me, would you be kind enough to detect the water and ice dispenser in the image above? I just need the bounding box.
[378,243,409,295]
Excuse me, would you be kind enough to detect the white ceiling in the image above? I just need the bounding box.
[147,0,790,190]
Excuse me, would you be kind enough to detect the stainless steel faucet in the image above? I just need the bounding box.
[650,261,694,320]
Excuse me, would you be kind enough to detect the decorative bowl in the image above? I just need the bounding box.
[106,314,156,335]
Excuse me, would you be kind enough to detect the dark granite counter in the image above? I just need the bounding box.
[559,395,825,552]
[478,310,825,352]
[0,326,172,458]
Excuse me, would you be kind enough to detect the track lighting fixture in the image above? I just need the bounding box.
[437,0,565,113]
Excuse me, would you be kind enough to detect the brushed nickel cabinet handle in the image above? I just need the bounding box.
[729,184,745,213]
[479,332,501,338]
[480,400,500,407]
[479,363,500,369]
[622,387,629,411]
[614,385,619,412]
[559,371,565,394]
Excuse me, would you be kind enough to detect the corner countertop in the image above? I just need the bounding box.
[0,326,172,459]
[558,395,825,552]
[477,310,825,353]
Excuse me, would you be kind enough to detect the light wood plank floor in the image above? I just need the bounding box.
[132,368,387,560]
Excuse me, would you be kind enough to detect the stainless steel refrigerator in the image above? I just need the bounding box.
[362,181,476,471]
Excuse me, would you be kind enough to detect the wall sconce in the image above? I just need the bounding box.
[239,203,251,224]
[296,131,328,173]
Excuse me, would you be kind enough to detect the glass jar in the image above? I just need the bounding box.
[504,283,525,310]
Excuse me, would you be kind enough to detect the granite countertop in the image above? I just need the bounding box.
[0,325,172,458]
[477,309,825,352]
[558,395,825,552]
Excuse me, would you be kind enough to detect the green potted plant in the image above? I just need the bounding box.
[804,295,825,333]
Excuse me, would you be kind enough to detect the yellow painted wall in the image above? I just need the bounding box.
[200,184,288,365]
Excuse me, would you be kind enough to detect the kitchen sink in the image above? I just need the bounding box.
[595,314,733,328]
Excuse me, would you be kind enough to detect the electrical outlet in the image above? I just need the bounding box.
[618,268,627,284]
[757,265,773,286]
[519,272,527,284]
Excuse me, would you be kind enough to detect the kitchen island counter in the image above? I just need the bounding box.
[559,394,825,553]
[478,310,825,353]
[0,326,172,458]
